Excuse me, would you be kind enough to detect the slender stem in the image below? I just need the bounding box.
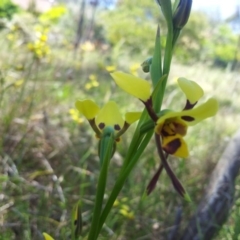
[114,122,130,140]
[154,133,186,197]
[144,98,158,122]
[160,17,174,105]
[96,130,153,238]
[89,118,101,137]
[87,131,114,240]
[122,109,149,169]
[163,23,173,76]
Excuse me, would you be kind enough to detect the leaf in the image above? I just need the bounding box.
[150,26,162,87]
[71,201,82,240]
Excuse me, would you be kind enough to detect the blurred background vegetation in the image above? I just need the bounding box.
[0,0,240,239]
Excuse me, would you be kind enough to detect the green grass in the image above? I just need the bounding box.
[1,13,240,240]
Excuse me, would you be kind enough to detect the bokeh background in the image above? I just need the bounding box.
[1,0,240,239]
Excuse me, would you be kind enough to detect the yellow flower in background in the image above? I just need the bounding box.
[113,198,134,220]
[155,78,218,157]
[119,208,134,220]
[113,199,120,207]
[27,26,50,59]
[69,108,84,124]
[75,99,141,140]
[39,5,67,24]
[43,232,54,240]
[28,42,49,58]
[129,63,140,76]
[7,33,15,41]
[85,74,99,90]
[14,79,24,87]
[106,65,116,72]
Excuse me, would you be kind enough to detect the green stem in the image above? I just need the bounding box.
[155,133,186,197]
[163,26,173,77]
[95,130,153,238]
[172,28,181,48]
[121,109,149,169]
[87,129,114,240]
[159,21,174,107]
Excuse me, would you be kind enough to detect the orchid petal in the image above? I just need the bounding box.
[111,71,151,102]
[75,99,100,120]
[96,101,124,131]
[162,135,189,158]
[125,112,142,124]
[157,98,218,127]
[178,78,204,104]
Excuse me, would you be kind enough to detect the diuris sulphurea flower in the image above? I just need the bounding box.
[111,72,218,157]
[75,99,141,141]
[111,71,218,197]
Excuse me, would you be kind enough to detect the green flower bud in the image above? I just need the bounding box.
[173,0,192,29]
[141,57,152,73]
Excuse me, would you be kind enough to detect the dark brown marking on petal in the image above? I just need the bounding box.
[114,124,121,131]
[162,129,175,137]
[163,138,181,154]
[162,123,176,136]
[181,116,195,121]
[162,129,170,137]
[183,99,197,110]
[173,122,187,136]
[98,122,105,129]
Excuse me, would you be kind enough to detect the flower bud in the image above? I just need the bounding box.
[141,57,152,73]
[173,0,192,29]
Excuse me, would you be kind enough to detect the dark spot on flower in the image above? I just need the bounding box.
[173,122,187,135]
[181,116,194,121]
[163,138,181,154]
[162,123,175,136]
[162,129,175,137]
[183,99,197,110]
[98,122,105,129]
[162,129,170,136]
[114,124,121,131]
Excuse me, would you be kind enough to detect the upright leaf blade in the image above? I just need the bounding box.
[71,201,82,240]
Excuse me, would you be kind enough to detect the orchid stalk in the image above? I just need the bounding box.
[42,0,218,239]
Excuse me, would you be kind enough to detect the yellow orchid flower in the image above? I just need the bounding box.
[75,99,142,139]
[43,232,54,240]
[155,80,218,157]
[111,72,218,157]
